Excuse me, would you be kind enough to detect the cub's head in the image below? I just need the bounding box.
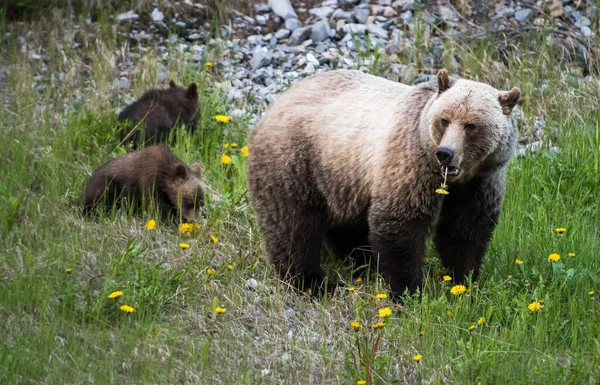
[424,69,520,182]
[165,161,205,223]
[168,80,200,119]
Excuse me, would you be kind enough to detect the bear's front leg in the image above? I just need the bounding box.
[434,176,505,283]
[368,201,430,299]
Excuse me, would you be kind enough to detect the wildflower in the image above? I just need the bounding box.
[555,227,566,234]
[507,275,512,279]
[413,354,422,362]
[422,256,429,264]
[206,61,213,67]
[548,253,560,262]
[65,268,73,274]
[589,291,595,296]
[120,305,135,313]
[145,219,156,230]
[179,223,200,236]
[351,321,361,331]
[348,287,356,292]
[207,268,215,275]
[221,155,232,165]
[179,243,190,249]
[477,317,484,325]
[231,143,238,148]
[528,301,541,312]
[357,381,366,385]
[227,264,233,270]
[376,293,387,299]
[450,285,467,295]
[378,307,392,318]
[215,307,226,314]
[355,277,363,284]
[568,252,576,257]
[241,146,249,157]
[224,143,229,149]
[371,322,386,330]
[122,284,126,289]
[108,291,123,299]
[515,259,523,265]
[211,235,219,243]
[435,187,449,195]
[468,325,476,331]
[215,115,231,123]
[447,311,453,317]
[443,275,452,282]
[419,330,424,336]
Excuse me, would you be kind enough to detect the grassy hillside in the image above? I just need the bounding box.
[1,7,600,385]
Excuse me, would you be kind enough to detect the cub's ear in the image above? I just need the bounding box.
[186,83,198,98]
[498,87,521,115]
[191,162,201,176]
[437,69,451,94]
[175,164,187,179]
[169,80,177,88]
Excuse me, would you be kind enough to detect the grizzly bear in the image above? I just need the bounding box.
[84,145,205,223]
[246,69,520,298]
[118,81,200,148]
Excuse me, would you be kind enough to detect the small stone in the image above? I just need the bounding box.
[192,53,203,61]
[118,77,129,89]
[285,18,302,31]
[322,0,338,6]
[175,21,186,28]
[309,6,335,19]
[367,23,388,39]
[269,0,298,20]
[354,7,370,24]
[251,48,272,69]
[365,16,375,25]
[401,10,412,24]
[246,278,259,290]
[342,0,360,4]
[343,23,367,35]
[117,11,139,22]
[281,308,296,318]
[187,33,202,40]
[577,16,591,27]
[378,0,391,5]
[332,8,354,21]
[581,26,593,37]
[151,8,164,22]
[304,63,316,74]
[306,53,319,65]
[289,26,312,46]
[496,7,515,18]
[383,6,398,17]
[254,2,271,13]
[336,19,346,32]
[275,28,291,39]
[514,8,532,22]
[310,20,331,43]
[256,14,268,25]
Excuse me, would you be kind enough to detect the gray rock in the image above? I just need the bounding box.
[175,21,186,28]
[311,20,331,43]
[192,53,203,61]
[117,11,139,22]
[256,14,268,25]
[304,63,316,74]
[275,28,291,39]
[367,23,388,39]
[269,0,298,20]
[118,77,129,89]
[187,33,202,40]
[151,8,164,22]
[401,10,413,24]
[309,6,335,19]
[354,7,370,24]
[332,8,355,21]
[251,48,272,69]
[514,8,532,21]
[383,6,398,17]
[246,278,259,290]
[254,2,271,13]
[576,16,591,27]
[581,26,593,37]
[343,23,367,35]
[322,0,338,6]
[496,7,515,18]
[285,18,302,31]
[306,53,320,66]
[378,0,391,5]
[289,26,312,46]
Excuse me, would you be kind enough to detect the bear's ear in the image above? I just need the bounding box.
[169,80,177,88]
[175,164,187,179]
[437,69,451,94]
[186,83,198,98]
[191,162,201,176]
[498,87,521,115]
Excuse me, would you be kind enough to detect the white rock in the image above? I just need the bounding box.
[269,0,298,20]
[151,8,164,22]
[343,23,367,35]
[367,23,388,39]
[117,11,139,22]
[309,6,335,19]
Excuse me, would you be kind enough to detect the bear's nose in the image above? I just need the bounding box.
[436,147,454,165]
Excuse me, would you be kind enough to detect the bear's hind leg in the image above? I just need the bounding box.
[326,224,371,267]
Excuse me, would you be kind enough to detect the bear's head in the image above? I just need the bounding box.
[168,80,200,120]
[164,161,205,223]
[422,69,520,182]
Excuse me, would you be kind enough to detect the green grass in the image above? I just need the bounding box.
[1,8,600,385]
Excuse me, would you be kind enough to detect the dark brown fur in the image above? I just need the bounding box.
[84,145,204,223]
[118,81,200,148]
[247,69,520,299]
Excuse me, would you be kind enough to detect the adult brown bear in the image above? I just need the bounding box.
[246,69,520,298]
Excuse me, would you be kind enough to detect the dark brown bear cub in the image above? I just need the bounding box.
[84,145,204,223]
[118,81,200,148]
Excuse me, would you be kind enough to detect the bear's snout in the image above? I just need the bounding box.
[436,147,454,165]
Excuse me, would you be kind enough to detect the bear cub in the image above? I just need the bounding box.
[118,81,200,148]
[247,69,521,299]
[84,145,205,223]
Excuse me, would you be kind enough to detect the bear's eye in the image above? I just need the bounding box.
[464,123,476,132]
[440,119,449,129]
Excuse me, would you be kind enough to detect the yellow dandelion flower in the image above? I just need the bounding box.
[477,317,484,325]
[568,252,576,257]
[443,275,452,282]
[348,287,356,292]
[555,227,566,234]
[241,146,249,157]
[507,275,512,279]
[477,382,482,385]
[207,268,215,275]
[122,284,126,288]
[588,290,595,296]
[413,354,422,362]
[120,305,135,313]
[435,188,450,195]
[376,293,387,299]
[215,307,226,314]
[179,223,200,236]
[419,330,424,336]
[231,143,238,148]
[145,219,156,230]
[379,307,392,318]
[351,321,361,331]
[210,235,219,243]
[468,325,476,331]
[206,61,213,67]
[371,322,386,330]
[65,268,73,274]
[355,277,363,284]
[227,264,233,270]
[422,256,429,264]
[108,291,123,299]
[515,259,523,265]
[215,115,231,123]
[528,301,541,312]
[221,155,232,165]
[447,311,453,317]
[224,143,229,149]
[548,253,560,262]
[450,285,467,295]
[179,243,190,249]
[357,381,367,385]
